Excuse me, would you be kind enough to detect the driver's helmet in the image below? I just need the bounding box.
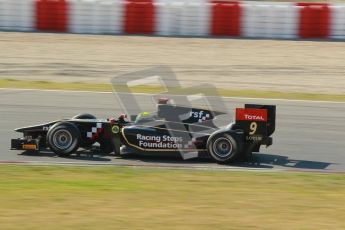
[135,111,156,124]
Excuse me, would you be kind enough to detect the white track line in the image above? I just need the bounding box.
[1,87,345,104]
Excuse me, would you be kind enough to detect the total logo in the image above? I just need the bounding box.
[244,114,265,121]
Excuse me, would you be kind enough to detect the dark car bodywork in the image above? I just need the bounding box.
[11,99,276,163]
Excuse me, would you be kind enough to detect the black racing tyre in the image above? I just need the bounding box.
[207,132,240,164]
[72,113,97,120]
[47,122,81,157]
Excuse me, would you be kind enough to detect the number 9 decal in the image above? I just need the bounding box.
[249,122,257,135]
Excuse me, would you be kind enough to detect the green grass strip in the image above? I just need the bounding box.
[1,78,345,102]
[0,165,344,229]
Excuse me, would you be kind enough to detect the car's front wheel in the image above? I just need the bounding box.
[72,113,97,120]
[47,122,81,157]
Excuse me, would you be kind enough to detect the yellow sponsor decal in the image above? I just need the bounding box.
[112,125,120,134]
[249,122,257,135]
[141,112,150,117]
[22,144,37,150]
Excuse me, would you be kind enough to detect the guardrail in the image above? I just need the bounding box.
[0,0,344,39]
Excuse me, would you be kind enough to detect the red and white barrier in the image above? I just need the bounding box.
[156,0,210,36]
[68,0,123,34]
[210,1,241,36]
[242,2,298,39]
[297,3,330,38]
[1,0,345,40]
[331,5,345,39]
[35,0,68,32]
[0,0,34,31]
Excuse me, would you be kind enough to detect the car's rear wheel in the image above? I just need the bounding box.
[47,122,80,157]
[207,132,240,164]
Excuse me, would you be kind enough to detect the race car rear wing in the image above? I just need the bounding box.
[245,104,276,137]
[235,104,276,142]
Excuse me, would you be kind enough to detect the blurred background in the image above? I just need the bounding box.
[1,0,345,92]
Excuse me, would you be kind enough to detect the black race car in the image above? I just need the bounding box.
[11,98,276,164]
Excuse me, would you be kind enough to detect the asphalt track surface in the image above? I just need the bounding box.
[1,88,345,172]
